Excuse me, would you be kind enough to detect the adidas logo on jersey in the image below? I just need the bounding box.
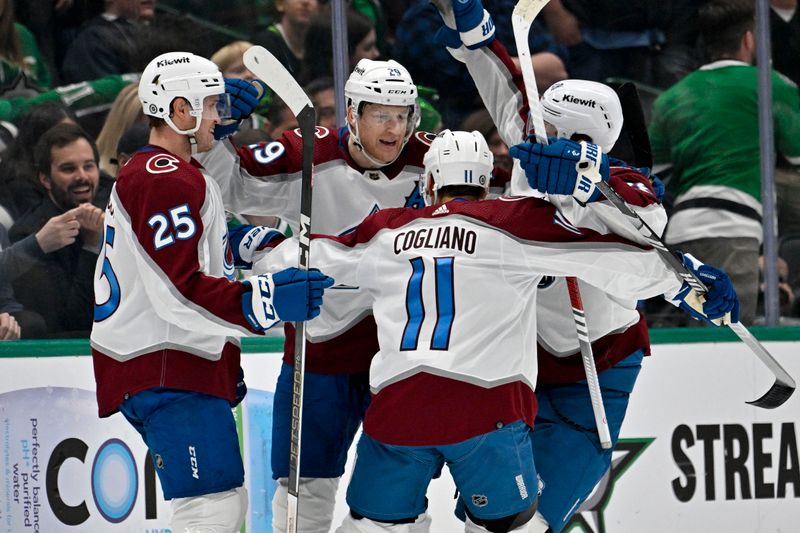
[432,204,449,216]
[562,94,597,108]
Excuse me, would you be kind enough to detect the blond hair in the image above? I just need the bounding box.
[211,41,254,73]
[96,84,146,177]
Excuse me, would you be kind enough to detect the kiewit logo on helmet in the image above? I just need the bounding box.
[156,56,191,68]
[562,94,596,108]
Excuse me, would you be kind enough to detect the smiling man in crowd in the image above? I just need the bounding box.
[8,122,111,337]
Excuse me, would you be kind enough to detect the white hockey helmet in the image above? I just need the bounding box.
[541,80,623,153]
[422,129,493,206]
[139,52,227,136]
[345,59,420,166]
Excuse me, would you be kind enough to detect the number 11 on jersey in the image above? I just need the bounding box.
[400,256,455,351]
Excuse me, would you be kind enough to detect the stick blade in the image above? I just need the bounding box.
[746,381,795,409]
[243,45,312,116]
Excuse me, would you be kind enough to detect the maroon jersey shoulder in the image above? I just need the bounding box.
[116,147,206,215]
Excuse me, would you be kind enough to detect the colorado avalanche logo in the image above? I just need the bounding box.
[145,154,180,174]
[404,181,425,208]
[222,233,235,280]
[415,131,437,146]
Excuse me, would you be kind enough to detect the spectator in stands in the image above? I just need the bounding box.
[211,41,270,135]
[394,0,567,127]
[776,165,800,239]
[110,122,149,170]
[0,223,22,340]
[461,107,512,180]
[349,0,390,55]
[305,76,337,128]
[211,40,258,82]
[302,4,380,83]
[757,255,798,320]
[13,0,103,84]
[0,201,78,339]
[0,102,77,221]
[95,83,144,177]
[771,0,800,87]
[9,123,110,337]
[60,0,153,83]
[542,0,699,88]
[263,95,298,140]
[649,0,800,325]
[1,0,52,97]
[253,0,320,82]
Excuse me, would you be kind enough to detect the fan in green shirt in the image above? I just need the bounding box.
[649,0,800,325]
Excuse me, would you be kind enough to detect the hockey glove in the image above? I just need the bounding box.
[230,366,247,407]
[451,0,495,49]
[241,268,334,331]
[509,138,610,204]
[669,253,740,326]
[214,78,267,140]
[228,224,283,269]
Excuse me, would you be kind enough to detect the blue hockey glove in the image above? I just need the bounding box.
[451,0,495,49]
[228,224,282,269]
[214,78,268,140]
[509,138,610,203]
[272,267,334,322]
[227,78,267,120]
[230,366,247,407]
[241,268,335,331]
[670,253,740,326]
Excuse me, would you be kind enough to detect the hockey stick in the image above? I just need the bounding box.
[588,177,795,408]
[243,45,316,533]
[581,82,794,407]
[512,0,612,448]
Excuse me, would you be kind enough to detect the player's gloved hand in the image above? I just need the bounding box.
[228,224,283,269]
[510,138,610,204]
[669,253,740,326]
[241,268,335,331]
[230,366,247,407]
[450,0,495,49]
[227,78,267,120]
[214,78,268,140]
[271,267,334,322]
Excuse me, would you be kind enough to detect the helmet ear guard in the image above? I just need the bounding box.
[422,129,494,206]
[139,52,225,136]
[541,80,623,153]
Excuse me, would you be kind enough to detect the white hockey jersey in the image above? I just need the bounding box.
[257,196,683,444]
[458,38,669,381]
[91,147,261,416]
[198,125,435,373]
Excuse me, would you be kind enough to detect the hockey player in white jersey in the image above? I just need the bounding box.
[255,129,737,532]
[196,56,440,532]
[432,2,738,529]
[90,52,333,533]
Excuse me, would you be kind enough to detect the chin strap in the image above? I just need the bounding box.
[188,134,199,156]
